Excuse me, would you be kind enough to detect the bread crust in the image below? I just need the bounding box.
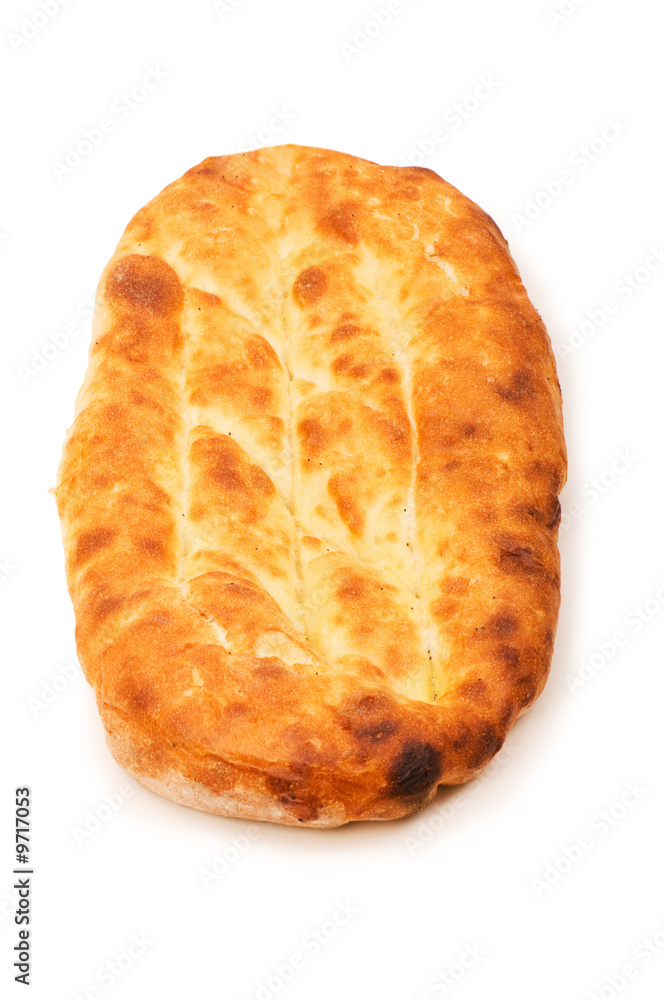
[56,145,566,827]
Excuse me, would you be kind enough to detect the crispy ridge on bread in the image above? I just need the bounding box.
[56,145,566,826]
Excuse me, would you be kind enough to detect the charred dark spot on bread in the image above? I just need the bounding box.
[332,354,372,380]
[336,572,366,602]
[297,416,328,457]
[293,267,327,305]
[224,702,249,717]
[338,693,401,746]
[134,535,167,558]
[246,338,280,374]
[328,474,365,535]
[319,202,360,244]
[458,677,488,702]
[528,459,565,496]
[514,673,539,709]
[514,499,561,529]
[467,721,502,768]
[486,612,519,637]
[500,546,536,574]
[494,533,545,577]
[91,592,126,623]
[106,254,184,317]
[499,702,517,728]
[253,659,288,681]
[496,370,535,403]
[130,687,159,714]
[387,740,443,798]
[354,719,399,742]
[266,773,320,823]
[498,644,520,672]
[548,497,562,529]
[330,322,361,343]
[450,723,471,752]
[75,527,116,565]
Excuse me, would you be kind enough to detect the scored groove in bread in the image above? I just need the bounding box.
[56,145,566,826]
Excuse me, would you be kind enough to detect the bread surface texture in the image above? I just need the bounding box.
[56,144,566,827]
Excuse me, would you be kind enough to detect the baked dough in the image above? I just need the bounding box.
[56,145,566,827]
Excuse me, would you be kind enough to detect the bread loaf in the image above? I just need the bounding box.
[56,145,566,827]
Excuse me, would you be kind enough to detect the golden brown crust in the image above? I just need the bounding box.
[56,145,566,827]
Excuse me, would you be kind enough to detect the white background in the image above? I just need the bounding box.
[1,0,663,998]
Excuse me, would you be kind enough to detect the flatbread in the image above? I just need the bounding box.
[55,145,566,826]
